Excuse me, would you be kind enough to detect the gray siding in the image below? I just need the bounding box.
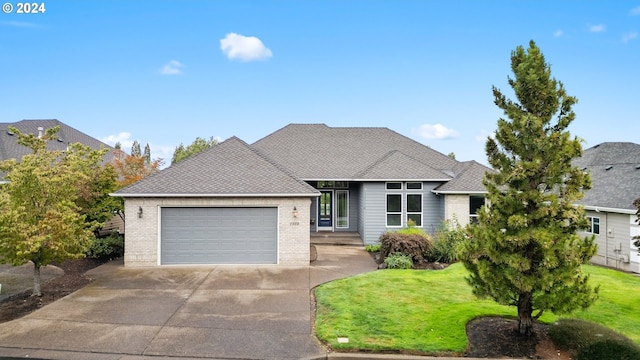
[581,210,639,273]
[359,181,446,245]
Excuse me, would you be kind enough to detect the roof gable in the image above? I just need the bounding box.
[252,124,458,180]
[574,142,640,211]
[115,136,319,197]
[355,150,451,180]
[0,119,114,162]
[433,161,491,193]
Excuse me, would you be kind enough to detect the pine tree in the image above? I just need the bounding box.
[131,140,141,157]
[458,40,598,336]
[143,143,151,165]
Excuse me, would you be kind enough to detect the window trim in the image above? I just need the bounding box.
[406,193,423,227]
[336,190,349,228]
[386,193,403,227]
[586,216,600,235]
[406,182,423,190]
[385,182,402,190]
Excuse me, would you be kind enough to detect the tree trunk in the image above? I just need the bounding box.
[517,292,533,336]
[32,263,42,297]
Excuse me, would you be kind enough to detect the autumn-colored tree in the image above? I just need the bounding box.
[0,127,101,296]
[65,142,121,229]
[458,41,598,336]
[111,147,163,188]
[171,136,218,165]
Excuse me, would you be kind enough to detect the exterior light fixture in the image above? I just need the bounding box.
[292,206,299,218]
[138,206,143,218]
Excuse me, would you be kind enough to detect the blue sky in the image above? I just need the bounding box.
[1,1,638,165]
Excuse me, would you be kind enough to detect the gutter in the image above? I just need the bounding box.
[110,192,321,198]
[581,205,636,215]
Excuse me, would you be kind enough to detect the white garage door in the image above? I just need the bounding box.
[160,207,277,265]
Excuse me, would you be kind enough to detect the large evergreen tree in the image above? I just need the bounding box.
[458,41,598,336]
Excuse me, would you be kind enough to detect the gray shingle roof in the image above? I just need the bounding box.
[433,161,491,193]
[573,142,640,211]
[115,136,319,197]
[251,124,457,180]
[0,119,114,162]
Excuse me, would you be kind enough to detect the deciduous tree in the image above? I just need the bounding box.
[0,127,99,296]
[458,41,598,336]
[111,147,162,188]
[171,136,217,165]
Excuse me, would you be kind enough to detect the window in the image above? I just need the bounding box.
[318,181,348,188]
[336,190,349,228]
[406,182,423,190]
[586,216,600,235]
[406,194,422,227]
[386,182,402,190]
[386,194,402,227]
[469,196,486,224]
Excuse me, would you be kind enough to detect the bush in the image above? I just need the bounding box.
[365,244,381,252]
[379,227,432,265]
[548,319,640,360]
[426,219,467,263]
[86,232,124,260]
[384,252,413,269]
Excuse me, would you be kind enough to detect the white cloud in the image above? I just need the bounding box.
[220,33,272,62]
[589,24,606,33]
[553,29,564,38]
[623,32,638,43]
[161,60,184,75]
[414,124,459,140]
[101,132,133,149]
[631,6,640,16]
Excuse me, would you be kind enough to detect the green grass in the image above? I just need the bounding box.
[314,263,640,355]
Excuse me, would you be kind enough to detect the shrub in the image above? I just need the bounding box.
[86,232,124,260]
[384,252,413,269]
[548,319,640,360]
[379,227,432,265]
[426,219,467,263]
[365,244,381,252]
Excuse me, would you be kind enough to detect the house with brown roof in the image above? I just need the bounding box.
[114,124,491,267]
[574,142,640,273]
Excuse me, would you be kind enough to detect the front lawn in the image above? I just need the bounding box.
[314,263,640,355]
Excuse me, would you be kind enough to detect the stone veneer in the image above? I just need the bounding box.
[444,194,470,227]
[123,197,311,267]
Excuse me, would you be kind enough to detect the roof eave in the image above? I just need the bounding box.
[432,190,488,195]
[581,205,636,215]
[110,192,320,198]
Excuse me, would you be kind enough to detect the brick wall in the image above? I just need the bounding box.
[123,197,311,267]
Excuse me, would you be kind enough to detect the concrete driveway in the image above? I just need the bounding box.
[0,245,378,360]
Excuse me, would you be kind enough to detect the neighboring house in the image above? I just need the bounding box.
[0,119,114,164]
[574,142,640,273]
[0,119,122,233]
[114,124,490,267]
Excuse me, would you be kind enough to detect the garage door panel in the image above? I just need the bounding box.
[161,207,277,265]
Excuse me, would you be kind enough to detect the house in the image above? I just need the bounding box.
[574,142,640,273]
[114,124,491,267]
[0,119,114,163]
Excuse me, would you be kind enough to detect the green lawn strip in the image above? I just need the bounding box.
[564,265,640,345]
[315,263,640,354]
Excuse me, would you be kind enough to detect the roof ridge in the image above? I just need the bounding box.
[239,137,318,193]
[354,150,400,178]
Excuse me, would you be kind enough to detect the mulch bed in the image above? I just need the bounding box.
[0,258,105,323]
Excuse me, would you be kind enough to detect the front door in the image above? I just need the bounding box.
[318,190,333,229]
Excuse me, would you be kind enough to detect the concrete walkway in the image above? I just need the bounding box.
[0,246,477,360]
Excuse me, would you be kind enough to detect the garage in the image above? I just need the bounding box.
[160,207,278,265]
